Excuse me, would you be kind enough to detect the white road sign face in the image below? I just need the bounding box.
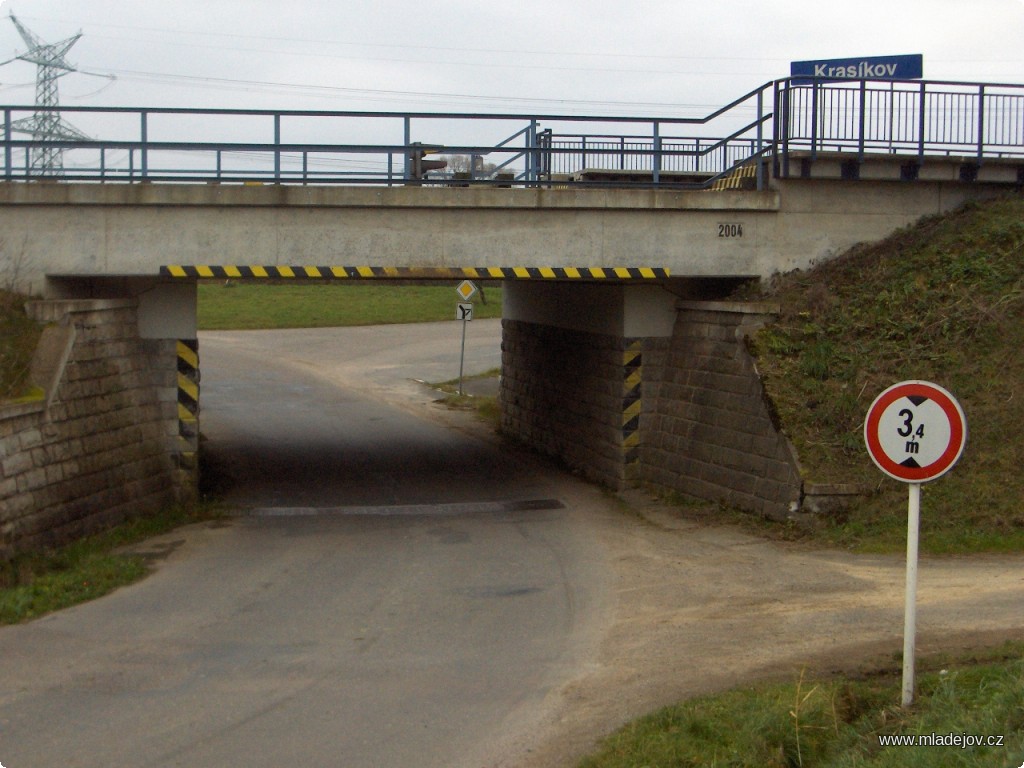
[456,302,474,321]
[456,280,478,301]
[864,381,967,483]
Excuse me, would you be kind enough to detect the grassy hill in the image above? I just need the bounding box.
[742,194,1024,553]
[0,290,42,401]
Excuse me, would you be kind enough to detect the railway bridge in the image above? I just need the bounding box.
[2,76,1022,552]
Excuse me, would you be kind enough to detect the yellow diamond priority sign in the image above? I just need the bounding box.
[456,280,478,301]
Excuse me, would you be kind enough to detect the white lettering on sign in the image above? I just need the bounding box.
[814,62,899,79]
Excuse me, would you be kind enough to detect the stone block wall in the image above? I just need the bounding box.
[642,301,802,519]
[501,319,655,489]
[0,299,193,556]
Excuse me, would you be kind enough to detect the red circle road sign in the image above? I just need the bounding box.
[864,380,967,483]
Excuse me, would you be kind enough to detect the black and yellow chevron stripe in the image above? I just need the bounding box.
[622,340,643,471]
[177,339,199,467]
[161,265,669,280]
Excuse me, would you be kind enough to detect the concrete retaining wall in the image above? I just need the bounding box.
[642,301,802,519]
[501,302,803,519]
[0,299,194,556]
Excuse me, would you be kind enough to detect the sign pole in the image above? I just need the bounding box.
[454,280,478,397]
[902,481,921,707]
[458,313,467,396]
[863,380,967,710]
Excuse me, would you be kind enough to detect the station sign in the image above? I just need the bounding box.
[791,54,923,83]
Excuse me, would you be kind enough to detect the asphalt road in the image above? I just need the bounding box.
[0,319,611,768]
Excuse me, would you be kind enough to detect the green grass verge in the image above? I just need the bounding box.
[429,368,502,428]
[198,282,503,330]
[580,645,1024,768]
[0,503,225,624]
[0,289,42,400]
[740,194,1024,554]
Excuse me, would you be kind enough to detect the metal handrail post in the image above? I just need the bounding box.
[403,116,411,181]
[140,111,148,179]
[4,109,10,180]
[778,80,790,179]
[858,80,867,162]
[653,121,661,183]
[977,84,986,162]
[917,82,927,164]
[810,81,819,160]
[756,88,765,190]
[528,119,537,183]
[274,113,282,182]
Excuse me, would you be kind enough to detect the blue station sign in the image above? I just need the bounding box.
[791,54,923,82]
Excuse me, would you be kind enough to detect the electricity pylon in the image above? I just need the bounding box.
[2,14,89,175]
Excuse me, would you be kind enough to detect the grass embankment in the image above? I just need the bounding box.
[0,504,224,624]
[581,644,1024,768]
[198,282,503,330]
[0,289,42,401]
[743,195,1024,553]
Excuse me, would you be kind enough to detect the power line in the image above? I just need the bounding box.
[84,65,739,115]
[15,13,787,67]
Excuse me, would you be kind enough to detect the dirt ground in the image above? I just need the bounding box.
[502,487,1024,768]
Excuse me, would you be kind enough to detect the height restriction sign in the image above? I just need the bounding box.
[863,380,968,708]
[863,380,967,483]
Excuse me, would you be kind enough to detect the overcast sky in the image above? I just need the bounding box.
[0,0,1022,118]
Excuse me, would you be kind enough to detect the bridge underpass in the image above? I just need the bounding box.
[4,75,1024,553]
[2,169,1018,555]
[184,271,716,508]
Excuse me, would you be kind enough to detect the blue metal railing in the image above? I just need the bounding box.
[1,78,1021,189]
[0,83,775,188]
[773,77,1024,176]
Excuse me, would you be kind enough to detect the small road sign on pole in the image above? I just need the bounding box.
[456,280,478,302]
[454,280,478,394]
[864,380,967,708]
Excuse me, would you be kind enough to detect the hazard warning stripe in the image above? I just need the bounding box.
[176,340,199,464]
[622,340,643,467]
[160,265,669,280]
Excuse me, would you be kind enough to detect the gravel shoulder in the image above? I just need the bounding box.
[500,489,1024,767]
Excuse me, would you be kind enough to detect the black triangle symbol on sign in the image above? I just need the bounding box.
[901,457,922,468]
[907,395,928,406]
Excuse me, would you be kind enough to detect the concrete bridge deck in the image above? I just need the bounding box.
[0,158,1013,295]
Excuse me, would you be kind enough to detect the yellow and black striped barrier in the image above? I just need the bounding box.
[709,163,758,191]
[622,340,643,473]
[177,339,199,468]
[161,265,669,280]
